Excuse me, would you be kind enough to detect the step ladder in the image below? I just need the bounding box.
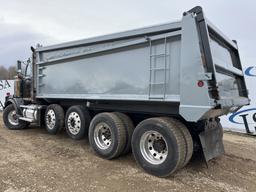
[148,37,169,100]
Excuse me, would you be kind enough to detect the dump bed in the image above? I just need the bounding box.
[36,22,182,101]
[34,6,249,121]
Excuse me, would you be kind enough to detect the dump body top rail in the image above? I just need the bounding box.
[37,21,181,52]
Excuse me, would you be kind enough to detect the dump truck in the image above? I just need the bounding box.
[3,6,249,177]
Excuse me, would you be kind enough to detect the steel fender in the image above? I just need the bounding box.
[4,97,24,115]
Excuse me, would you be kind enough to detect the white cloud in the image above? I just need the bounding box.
[0,21,56,67]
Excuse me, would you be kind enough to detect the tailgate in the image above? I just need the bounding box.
[189,7,249,108]
[208,22,249,107]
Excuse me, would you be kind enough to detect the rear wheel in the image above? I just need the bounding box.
[131,117,186,177]
[174,120,193,168]
[65,105,91,140]
[89,112,126,159]
[112,112,134,155]
[45,104,65,134]
[3,104,29,130]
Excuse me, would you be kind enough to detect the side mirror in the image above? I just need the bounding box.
[17,60,22,73]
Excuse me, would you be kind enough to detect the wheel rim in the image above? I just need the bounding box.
[8,110,19,126]
[46,109,56,129]
[94,122,112,150]
[140,131,168,165]
[67,112,81,135]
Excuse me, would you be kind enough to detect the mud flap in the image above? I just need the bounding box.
[199,119,225,162]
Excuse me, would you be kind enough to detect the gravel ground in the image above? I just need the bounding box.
[0,113,255,192]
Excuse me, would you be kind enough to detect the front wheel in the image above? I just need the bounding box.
[3,104,29,130]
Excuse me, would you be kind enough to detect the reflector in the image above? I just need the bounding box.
[197,80,204,87]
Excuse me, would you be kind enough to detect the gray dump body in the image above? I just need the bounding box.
[34,7,249,122]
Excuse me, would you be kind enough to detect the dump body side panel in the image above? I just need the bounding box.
[36,34,182,102]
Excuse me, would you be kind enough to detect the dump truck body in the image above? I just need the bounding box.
[33,7,249,122]
[3,6,250,177]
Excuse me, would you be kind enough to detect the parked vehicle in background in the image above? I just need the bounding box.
[3,6,249,177]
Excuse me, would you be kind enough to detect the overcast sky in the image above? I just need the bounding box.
[0,0,255,68]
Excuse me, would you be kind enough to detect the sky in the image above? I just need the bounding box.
[0,0,255,68]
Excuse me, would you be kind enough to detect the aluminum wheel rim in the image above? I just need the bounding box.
[67,112,81,135]
[140,131,168,165]
[8,110,19,126]
[94,122,112,150]
[46,109,56,129]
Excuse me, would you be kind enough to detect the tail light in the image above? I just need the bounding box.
[197,80,204,87]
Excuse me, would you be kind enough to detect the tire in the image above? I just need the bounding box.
[65,105,91,140]
[45,104,65,134]
[174,119,193,168]
[88,112,126,159]
[131,117,186,177]
[3,104,29,130]
[113,112,134,155]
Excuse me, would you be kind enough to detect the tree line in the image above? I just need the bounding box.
[0,65,16,80]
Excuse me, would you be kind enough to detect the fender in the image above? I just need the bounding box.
[4,96,25,115]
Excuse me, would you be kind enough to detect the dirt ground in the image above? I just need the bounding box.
[0,113,255,192]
